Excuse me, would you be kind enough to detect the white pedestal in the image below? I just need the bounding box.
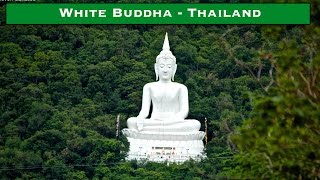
[122,129,206,163]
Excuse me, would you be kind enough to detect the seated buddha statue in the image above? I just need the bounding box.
[127,33,201,133]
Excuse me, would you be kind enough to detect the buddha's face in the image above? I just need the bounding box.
[156,58,176,81]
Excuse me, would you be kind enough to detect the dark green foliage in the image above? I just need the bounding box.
[224,2,320,178]
[1,2,319,178]
[226,24,320,179]
[0,23,263,178]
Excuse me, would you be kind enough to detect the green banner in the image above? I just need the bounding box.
[6,3,310,24]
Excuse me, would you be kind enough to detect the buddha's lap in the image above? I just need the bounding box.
[127,117,200,126]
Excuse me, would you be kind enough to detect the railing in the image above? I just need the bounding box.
[127,152,204,163]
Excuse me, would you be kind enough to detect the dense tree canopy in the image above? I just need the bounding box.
[0,0,319,179]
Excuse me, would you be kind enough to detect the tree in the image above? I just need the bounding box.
[228,24,320,179]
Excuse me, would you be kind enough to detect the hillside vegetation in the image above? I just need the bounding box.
[0,1,319,179]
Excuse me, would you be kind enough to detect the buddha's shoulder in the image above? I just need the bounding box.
[171,82,187,90]
[143,82,156,89]
[144,82,156,87]
[143,82,187,90]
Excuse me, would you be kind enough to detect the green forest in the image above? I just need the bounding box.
[0,1,319,179]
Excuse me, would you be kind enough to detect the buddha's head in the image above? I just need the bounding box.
[155,33,177,82]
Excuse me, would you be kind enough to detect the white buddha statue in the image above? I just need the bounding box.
[123,33,205,162]
[127,33,201,133]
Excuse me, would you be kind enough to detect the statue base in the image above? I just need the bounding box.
[122,129,206,163]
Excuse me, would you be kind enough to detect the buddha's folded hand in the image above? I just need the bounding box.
[137,119,144,131]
